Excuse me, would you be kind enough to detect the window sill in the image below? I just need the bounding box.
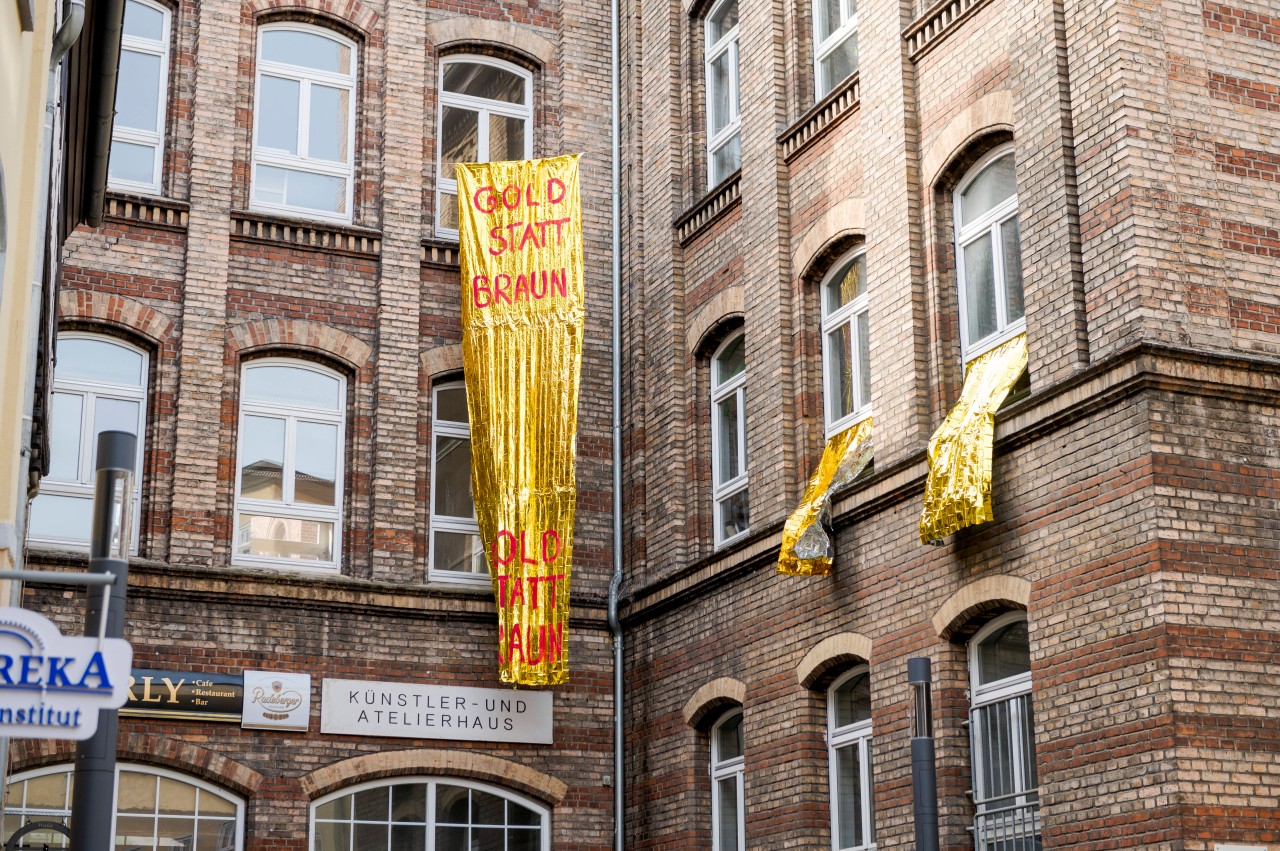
[230,209,382,258]
[104,191,190,231]
[421,237,461,269]
[779,72,861,163]
[674,170,742,246]
[904,0,998,61]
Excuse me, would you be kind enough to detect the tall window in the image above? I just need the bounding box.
[711,710,745,851]
[813,0,858,98]
[828,668,874,851]
[3,764,243,850]
[969,612,1040,851]
[234,359,345,569]
[435,57,534,238]
[821,248,871,433]
[251,24,357,222]
[711,331,748,546]
[704,0,740,186]
[109,0,171,193]
[28,334,147,550]
[955,146,1024,360]
[311,778,549,851]
[430,382,485,582]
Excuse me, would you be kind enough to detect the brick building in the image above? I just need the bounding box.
[616,0,1280,848]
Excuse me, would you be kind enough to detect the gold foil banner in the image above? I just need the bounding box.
[778,417,874,576]
[919,333,1028,544]
[457,154,584,686]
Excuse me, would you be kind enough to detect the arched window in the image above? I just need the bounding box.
[954,146,1024,360]
[234,359,345,569]
[28,333,148,550]
[310,778,549,850]
[251,24,358,222]
[969,611,1040,850]
[710,330,748,546]
[704,0,740,186]
[2,764,244,850]
[109,0,171,193]
[828,667,874,850]
[710,708,745,851]
[820,247,871,434]
[435,56,534,238]
[429,381,485,582]
[813,0,858,99]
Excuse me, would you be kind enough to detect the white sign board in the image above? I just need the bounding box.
[242,670,311,731]
[322,679,553,744]
[0,607,132,740]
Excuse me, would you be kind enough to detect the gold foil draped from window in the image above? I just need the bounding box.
[778,417,874,576]
[919,333,1027,544]
[456,154,584,686]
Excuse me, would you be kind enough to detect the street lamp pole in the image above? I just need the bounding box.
[908,656,940,851]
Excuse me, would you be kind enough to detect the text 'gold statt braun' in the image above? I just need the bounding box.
[778,417,874,576]
[919,333,1027,544]
[456,154,585,687]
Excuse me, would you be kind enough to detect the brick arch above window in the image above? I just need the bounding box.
[426,17,555,67]
[247,0,378,38]
[793,197,865,283]
[58,290,177,349]
[686,285,745,355]
[921,90,1015,189]
[682,676,747,729]
[228,317,372,371]
[8,733,265,798]
[299,749,568,806]
[795,631,873,689]
[933,574,1031,641]
[421,342,463,379]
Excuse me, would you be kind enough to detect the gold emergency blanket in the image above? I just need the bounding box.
[778,417,874,576]
[919,333,1027,544]
[457,154,584,686]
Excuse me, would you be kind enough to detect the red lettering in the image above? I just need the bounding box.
[519,531,538,566]
[546,574,564,608]
[546,622,564,662]
[550,269,568,298]
[502,184,522,209]
[526,576,542,609]
[473,186,498,214]
[496,575,509,606]
[497,625,506,663]
[472,276,493,308]
[547,177,566,204]
[531,270,548,299]
[517,222,541,251]
[525,184,540,207]
[513,273,530,302]
[491,530,516,567]
[508,624,524,664]
[487,225,508,256]
[493,273,512,305]
[508,574,525,608]
[541,530,561,563]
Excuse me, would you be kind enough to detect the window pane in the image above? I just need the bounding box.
[310,820,350,851]
[315,796,350,821]
[261,29,351,75]
[709,52,733,136]
[978,619,1030,684]
[855,311,871,410]
[436,387,468,423]
[59,338,145,386]
[198,790,237,817]
[438,190,460,232]
[353,786,388,821]
[960,154,1016,227]
[509,828,541,851]
[156,816,196,848]
[257,76,300,154]
[433,531,486,575]
[26,772,70,809]
[443,63,526,105]
[156,777,196,815]
[123,0,165,41]
[244,365,341,409]
[707,0,738,42]
[441,106,480,174]
[94,398,141,449]
[714,334,745,383]
[353,822,388,849]
[833,672,871,727]
[834,742,864,849]
[508,803,540,827]
[819,33,858,95]
[716,713,743,760]
[435,786,469,824]
[254,165,346,214]
[116,50,162,132]
[1001,216,1025,322]
[49,392,83,480]
[434,435,475,518]
[27,494,93,541]
[715,395,741,482]
[826,324,853,422]
[116,814,156,848]
[236,514,334,561]
[472,790,505,825]
[974,700,1017,800]
[715,776,740,851]
[109,140,158,185]
[489,114,526,163]
[824,254,866,314]
[309,85,350,163]
[718,488,749,540]
[474,827,504,851]
[391,824,427,850]
[295,421,338,506]
[816,0,840,40]
[963,233,997,345]
[391,783,427,823]
[710,133,741,185]
[239,415,285,501]
[436,826,467,851]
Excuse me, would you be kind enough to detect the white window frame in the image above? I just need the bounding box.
[29,332,147,552]
[233,358,345,572]
[3,763,245,851]
[251,23,358,224]
[309,777,551,851]
[813,0,858,99]
[820,246,872,436]
[108,0,171,194]
[435,55,534,240]
[954,144,1025,362]
[429,381,486,585]
[704,0,741,187]
[711,330,748,547]
[827,667,874,851]
[710,709,746,851]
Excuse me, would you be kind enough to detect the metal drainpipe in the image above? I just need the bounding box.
[607,0,625,844]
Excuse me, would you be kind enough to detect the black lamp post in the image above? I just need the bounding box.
[909,656,940,851]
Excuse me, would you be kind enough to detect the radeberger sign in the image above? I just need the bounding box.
[456,154,584,686]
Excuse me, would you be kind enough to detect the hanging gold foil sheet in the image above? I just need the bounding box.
[778,417,874,576]
[918,333,1028,544]
[456,154,584,686]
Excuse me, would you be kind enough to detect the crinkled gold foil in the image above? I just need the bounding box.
[778,417,874,576]
[918,333,1028,544]
[456,154,584,686]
